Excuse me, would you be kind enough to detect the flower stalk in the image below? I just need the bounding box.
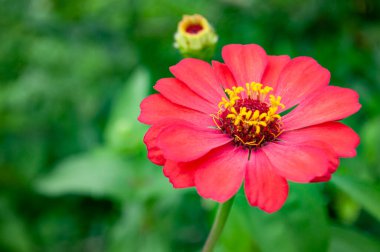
[202,196,235,252]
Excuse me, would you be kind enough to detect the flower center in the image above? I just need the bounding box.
[185,24,203,34]
[212,83,285,149]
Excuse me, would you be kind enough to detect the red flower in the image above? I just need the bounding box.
[138,44,361,213]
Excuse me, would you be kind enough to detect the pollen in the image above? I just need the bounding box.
[212,82,285,148]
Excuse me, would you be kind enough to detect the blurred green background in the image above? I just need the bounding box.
[1,0,380,251]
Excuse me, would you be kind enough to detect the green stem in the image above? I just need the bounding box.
[202,196,235,252]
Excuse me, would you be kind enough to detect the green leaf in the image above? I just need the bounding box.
[333,189,361,224]
[329,226,380,252]
[361,117,380,168]
[221,183,330,252]
[104,67,150,154]
[35,148,132,201]
[107,202,170,252]
[332,175,380,221]
[0,199,33,252]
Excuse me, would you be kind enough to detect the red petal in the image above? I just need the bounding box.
[194,145,248,202]
[222,44,268,85]
[262,141,337,183]
[163,160,196,188]
[212,61,236,89]
[275,56,330,112]
[310,155,341,183]
[244,149,289,213]
[261,55,291,91]
[157,122,232,162]
[281,122,360,158]
[138,94,212,127]
[311,174,332,183]
[154,78,216,114]
[170,58,225,105]
[283,86,361,130]
[143,124,167,165]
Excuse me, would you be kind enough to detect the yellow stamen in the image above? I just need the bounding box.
[255,125,261,134]
[211,114,222,130]
[215,82,285,142]
[245,110,252,120]
[252,110,260,120]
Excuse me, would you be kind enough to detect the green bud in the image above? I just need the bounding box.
[174,14,218,60]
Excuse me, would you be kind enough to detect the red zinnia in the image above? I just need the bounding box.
[138,44,361,213]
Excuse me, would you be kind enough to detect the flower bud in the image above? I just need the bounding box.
[174,14,218,60]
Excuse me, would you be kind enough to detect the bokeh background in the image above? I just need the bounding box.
[1,0,380,251]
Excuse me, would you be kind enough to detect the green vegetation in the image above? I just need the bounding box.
[1,0,380,251]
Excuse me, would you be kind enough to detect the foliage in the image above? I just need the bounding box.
[0,0,380,251]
